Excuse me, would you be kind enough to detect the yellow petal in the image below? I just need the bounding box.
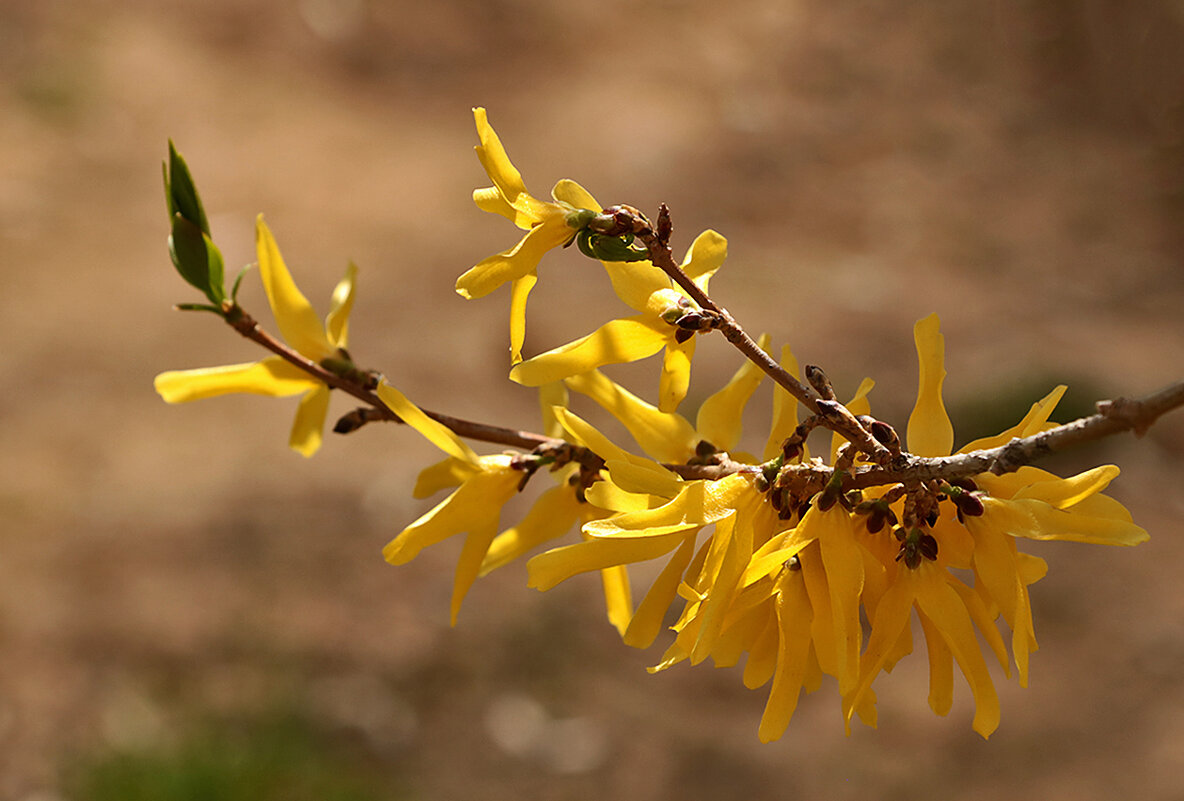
[982,496,1149,546]
[526,532,685,591]
[583,475,753,538]
[623,533,698,648]
[550,407,678,497]
[600,259,671,312]
[757,572,814,743]
[451,522,500,625]
[846,570,914,730]
[764,344,803,460]
[154,356,317,402]
[1011,465,1119,509]
[324,262,357,349]
[906,313,954,457]
[472,107,532,226]
[510,316,670,386]
[681,229,728,290]
[256,216,333,360]
[375,382,481,466]
[551,179,598,211]
[958,385,1067,453]
[563,370,699,463]
[658,336,695,414]
[917,610,954,716]
[600,564,633,636]
[473,185,517,221]
[384,466,520,566]
[914,572,1001,738]
[289,384,330,457]
[480,484,582,575]
[508,271,537,365]
[742,611,779,688]
[456,221,572,300]
[413,457,481,499]
[696,334,770,452]
[538,382,569,440]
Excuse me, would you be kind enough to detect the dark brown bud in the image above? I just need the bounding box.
[674,328,695,344]
[805,365,836,400]
[870,420,900,450]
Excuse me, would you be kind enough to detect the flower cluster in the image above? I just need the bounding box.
[154,111,1154,741]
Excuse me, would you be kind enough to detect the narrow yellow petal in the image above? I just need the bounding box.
[757,573,814,743]
[472,107,530,223]
[742,611,779,689]
[456,222,571,300]
[914,574,1001,738]
[413,457,481,499]
[480,484,581,575]
[551,407,679,496]
[623,533,698,648]
[906,313,954,457]
[526,533,685,591]
[984,497,1149,546]
[538,382,569,440]
[550,179,598,211]
[681,229,728,288]
[917,610,954,716]
[658,337,695,413]
[846,572,914,731]
[583,475,753,538]
[600,564,633,636]
[451,521,500,625]
[1012,465,1119,509]
[764,344,802,460]
[256,216,333,360]
[508,271,537,364]
[324,262,357,349]
[154,356,316,402]
[473,185,517,221]
[564,370,699,463]
[384,466,520,566]
[600,258,671,312]
[289,384,330,457]
[958,385,1067,453]
[375,382,480,466]
[510,316,669,386]
[695,334,771,452]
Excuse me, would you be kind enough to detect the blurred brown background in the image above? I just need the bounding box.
[2,0,1184,798]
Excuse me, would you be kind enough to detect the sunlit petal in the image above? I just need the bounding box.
[511,316,670,386]
[256,216,333,360]
[154,356,317,403]
[906,313,954,457]
[696,334,770,452]
[324,262,358,349]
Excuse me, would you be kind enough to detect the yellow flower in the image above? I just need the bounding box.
[509,230,728,412]
[154,216,356,457]
[457,107,600,364]
[377,382,524,625]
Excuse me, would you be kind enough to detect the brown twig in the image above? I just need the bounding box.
[591,205,891,463]
[223,306,553,451]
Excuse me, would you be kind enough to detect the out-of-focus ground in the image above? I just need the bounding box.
[2,0,1184,798]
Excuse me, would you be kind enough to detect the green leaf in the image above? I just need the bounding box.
[166,140,210,235]
[169,213,225,304]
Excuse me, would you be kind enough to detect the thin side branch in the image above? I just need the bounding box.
[843,380,1184,489]
[223,307,554,451]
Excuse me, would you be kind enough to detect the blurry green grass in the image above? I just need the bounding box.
[66,710,408,801]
